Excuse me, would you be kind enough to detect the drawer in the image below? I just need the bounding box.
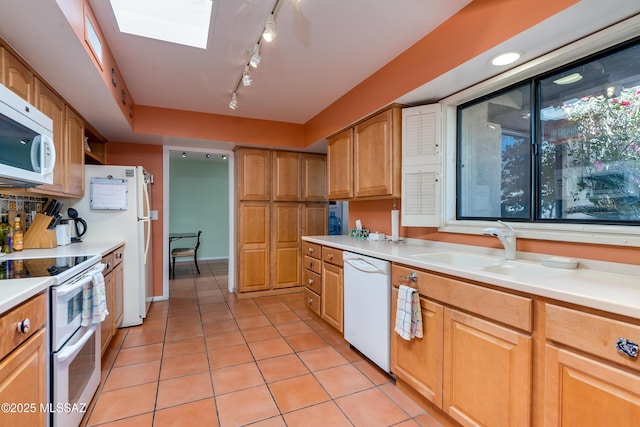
[393,264,532,333]
[0,292,47,361]
[102,252,115,275]
[112,245,124,267]
[304,288,321,316]
[303,269,322,295]
[546,304,640,371]
[304,256,322,274]
[303,242,321,260]
[322,246,343,266]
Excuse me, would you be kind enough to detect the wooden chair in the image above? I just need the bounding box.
[171,230,202,279]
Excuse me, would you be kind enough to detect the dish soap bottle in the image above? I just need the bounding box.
[13,215,23,251]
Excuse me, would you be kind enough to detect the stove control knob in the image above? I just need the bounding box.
[17,318,31,334]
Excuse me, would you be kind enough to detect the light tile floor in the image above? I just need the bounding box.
[81,260,444,427]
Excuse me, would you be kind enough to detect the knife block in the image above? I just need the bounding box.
[23,213,58,249]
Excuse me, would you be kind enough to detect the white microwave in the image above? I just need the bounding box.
[0,83,56,187]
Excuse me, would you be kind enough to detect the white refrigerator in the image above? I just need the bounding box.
[69,164,154,327]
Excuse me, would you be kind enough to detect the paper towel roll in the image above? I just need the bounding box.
[391,210,400,241]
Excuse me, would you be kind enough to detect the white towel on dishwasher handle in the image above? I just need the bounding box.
[394,285,423,341]
[80,270,109,327]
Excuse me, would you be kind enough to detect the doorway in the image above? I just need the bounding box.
[163,146,235,297]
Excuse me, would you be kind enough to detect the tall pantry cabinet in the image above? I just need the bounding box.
[235,147,327,296]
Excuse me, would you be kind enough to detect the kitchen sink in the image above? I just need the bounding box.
[410,252,500,268]
[479,261,574,278]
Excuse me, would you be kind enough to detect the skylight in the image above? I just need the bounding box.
[110,0,213,49]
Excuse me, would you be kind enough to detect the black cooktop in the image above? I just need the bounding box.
[0,256,92,280]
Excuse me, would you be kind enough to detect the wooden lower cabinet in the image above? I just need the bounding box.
[238,202,270,292]
[100,245,125,355]
[543,303,640,426]
[544,344,640,426]
[391,263,532,426]
[0,292,47,427]
[443,308,532,427]
[100,270,114,355]
[391,287,444,407]
[0,329,47,427]
[271,203,301,289]
[321,262,343,332]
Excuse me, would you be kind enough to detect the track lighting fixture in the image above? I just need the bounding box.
[222,155,227,160]
[228,92,238,110]
[262,13,276,43]
[205,154,211,159]
[242,66,253,87]
[249,44,261,68]
[228,0,282,110]
[181,152,187,158]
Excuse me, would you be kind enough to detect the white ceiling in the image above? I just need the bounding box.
[0,0,639,151]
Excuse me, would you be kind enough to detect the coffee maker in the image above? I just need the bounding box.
[67,208,88,243]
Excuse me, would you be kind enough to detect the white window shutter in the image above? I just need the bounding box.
[401,104,442,227]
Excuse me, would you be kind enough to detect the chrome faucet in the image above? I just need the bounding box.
[482,220,517,260]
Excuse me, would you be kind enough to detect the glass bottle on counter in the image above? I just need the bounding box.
[13,215,23,251]
[0,214,11,253]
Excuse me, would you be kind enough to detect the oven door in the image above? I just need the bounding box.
[52,324,100,427]
[51,263,105,351]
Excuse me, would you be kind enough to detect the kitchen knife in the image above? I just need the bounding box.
[43,199,54,216]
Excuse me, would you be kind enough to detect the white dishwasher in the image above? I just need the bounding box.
[343,251,392,373]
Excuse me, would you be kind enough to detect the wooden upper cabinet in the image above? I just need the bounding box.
[327,129,353,200]
[272,151,301,201]
[1,47,33,102]
[33,79,65,194]
[353,106,402,198]
[237,148,271,201]
[302,154,327,201]
[64,106,85,197]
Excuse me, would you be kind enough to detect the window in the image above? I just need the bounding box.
[457,38,640,224]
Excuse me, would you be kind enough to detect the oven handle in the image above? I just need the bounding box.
[55,263,106,298]
[57,325,97,365]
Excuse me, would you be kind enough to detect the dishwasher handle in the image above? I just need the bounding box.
[343,258,387,275]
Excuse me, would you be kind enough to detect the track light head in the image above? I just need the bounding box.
[249,44,261,68]
[228,92,238,110]
[181,152,187,158]
[262,14,276,42]
[242,66,253,87]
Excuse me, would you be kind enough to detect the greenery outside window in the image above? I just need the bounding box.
[457,38,640,224]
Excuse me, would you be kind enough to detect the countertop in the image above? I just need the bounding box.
[0,240,125,314]
[303,235,640,320]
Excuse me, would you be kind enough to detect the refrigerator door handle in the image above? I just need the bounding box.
[141,172,152,264]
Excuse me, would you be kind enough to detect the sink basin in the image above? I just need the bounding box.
[410,252,500,268]
[479,261,572,278]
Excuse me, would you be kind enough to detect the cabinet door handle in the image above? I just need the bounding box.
[308,279,314,285]
[17,318,31,334]
[616,338,638,358]
[308,298,313,304]
[309,262,313,267]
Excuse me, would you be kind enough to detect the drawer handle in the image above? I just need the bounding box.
[308,247,314,253]
[616,338,638,359]
[328,253,333,259]
[308,262,313,267]
[308,298,313,304]
[106,262,111,270]
[17,318,31,334]
[308,279,314,285]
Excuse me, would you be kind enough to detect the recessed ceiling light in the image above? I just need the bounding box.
[553,73,583,85]
[490,51,522,66]
[110,0,213,49]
